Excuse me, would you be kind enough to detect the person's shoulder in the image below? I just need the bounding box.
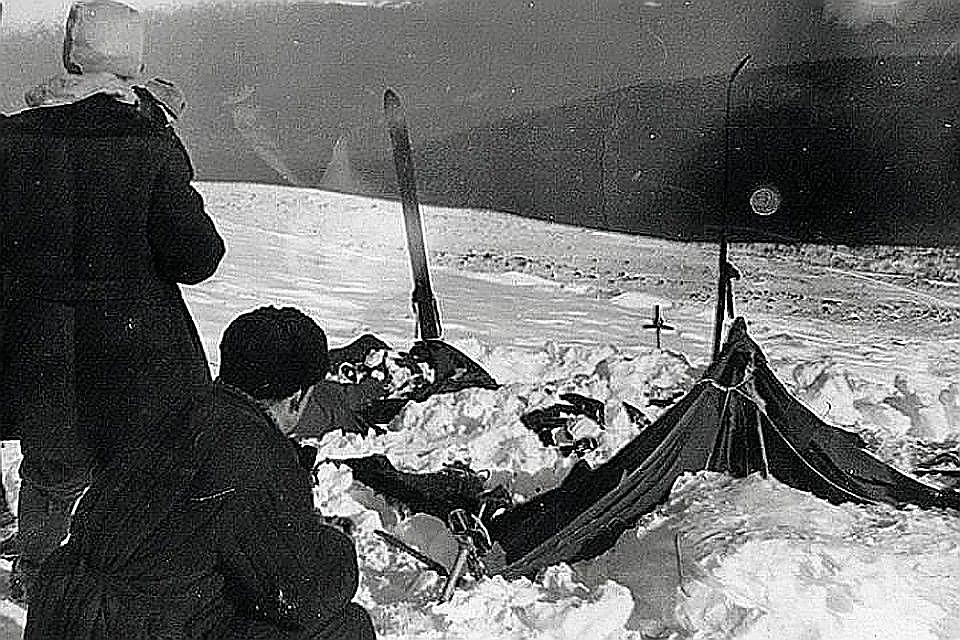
[0,106,51,134]
[189,384,297,491]
[1,96,171,139]
[191,384,271,438]
[193,384,288,458]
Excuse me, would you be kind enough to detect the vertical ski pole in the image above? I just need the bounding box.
[384,88,442,341]
[712,55,751,360]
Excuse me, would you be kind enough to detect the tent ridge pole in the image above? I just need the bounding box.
[755,405,771,478]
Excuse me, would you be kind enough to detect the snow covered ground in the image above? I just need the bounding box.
[2,181,959,638]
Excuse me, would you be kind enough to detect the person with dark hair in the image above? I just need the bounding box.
[0,0,224,602]
[24,306,377,639]
[218,305,330,416]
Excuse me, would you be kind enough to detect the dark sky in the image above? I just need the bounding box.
[7,0,930,28]
[5,0,312,26]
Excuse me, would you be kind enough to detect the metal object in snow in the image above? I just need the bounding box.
[643,304,675,350]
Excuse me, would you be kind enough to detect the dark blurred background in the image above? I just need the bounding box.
[3,0,958,244]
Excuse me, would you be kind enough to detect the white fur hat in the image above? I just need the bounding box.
[62,1,145,78]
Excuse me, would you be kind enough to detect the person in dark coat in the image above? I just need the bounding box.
[0,0,224,600]
[25,306,377,639]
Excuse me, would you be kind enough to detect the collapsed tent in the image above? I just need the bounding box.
[344,318,960,577]
[298,335,499,437]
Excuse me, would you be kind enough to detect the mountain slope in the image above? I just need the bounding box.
[1,1,957,245]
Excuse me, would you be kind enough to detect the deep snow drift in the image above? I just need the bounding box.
[1,182,958,638]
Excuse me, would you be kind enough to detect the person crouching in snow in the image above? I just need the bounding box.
[0,0,224,603]
[25,306,377,639]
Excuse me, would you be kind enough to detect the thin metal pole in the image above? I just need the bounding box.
[711,55,751,360]
[755,405,771,478]
[440,540,473,602]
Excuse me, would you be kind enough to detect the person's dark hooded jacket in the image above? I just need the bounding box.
[0,93,225,469]
[24,382,371,639]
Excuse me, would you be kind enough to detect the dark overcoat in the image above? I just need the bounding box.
[0,94,224,472]
[24,382,367,639]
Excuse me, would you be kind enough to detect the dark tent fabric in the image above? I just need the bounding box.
[318,335,499,430]
[491,318,960,578]
[336,454,510,521]
[340,318,959,578]
[327,335,499,400]
[406,340,500,399]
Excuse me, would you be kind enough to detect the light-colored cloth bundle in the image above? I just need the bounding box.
[25,1,186,120]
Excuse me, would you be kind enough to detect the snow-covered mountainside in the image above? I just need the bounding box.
[2,182,958,638]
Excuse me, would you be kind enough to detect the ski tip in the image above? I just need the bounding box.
[384,88,401,110]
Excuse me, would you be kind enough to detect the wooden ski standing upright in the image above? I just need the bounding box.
[384,89,442,341]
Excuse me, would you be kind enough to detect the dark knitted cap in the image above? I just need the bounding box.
[219,306,329,400]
